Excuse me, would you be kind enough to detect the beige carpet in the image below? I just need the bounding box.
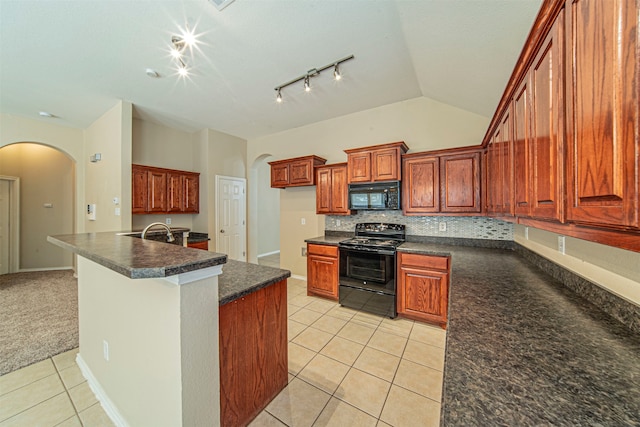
[0,270,78,376]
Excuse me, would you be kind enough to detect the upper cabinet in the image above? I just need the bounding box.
[132,164,200,215]
[345,142,408,183]
[403,148,482,215]
[316,163,352,216]
[269,155,327,188]
[565,0,639,229]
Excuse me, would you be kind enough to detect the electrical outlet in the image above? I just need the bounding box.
[115,207,121,216]
[301,247,307,256]
[336,219,341,227]
[103,340,109,361]
[439,222,447,232]
[558,236,566,254]
[301,218,306,225]
[166,218,172,225]
[525,227,529,240]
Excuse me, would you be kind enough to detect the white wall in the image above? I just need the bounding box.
[83,101,132,233]
[0,143,74,269]
[247,96,490,275]
[515,225,640,306]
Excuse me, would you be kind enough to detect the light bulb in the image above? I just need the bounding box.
[334,64,342,80]
[276,89,283,103]
[181,28,196,47]
[178,65,189,77]
[170,48,182,59]
[304,76,311,92]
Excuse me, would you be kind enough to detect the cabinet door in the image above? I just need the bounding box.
[440,151,481,213]
[347,152,371,183]
[402,156,439,214]
[372,148,400,181]
[513,76,532,217]
[132,166,148,214]
[167,173,184,213]
[289,160,313,185]
[270,163,289,188]
[316,167,332,214]
[330,165,350,214]
[147,170,167,213]
[183,174,199,213]
[566,0,639,228]
[306,244,339,300]
[530,14,564,221]
[487,128,502,214]
[500,109,514,216]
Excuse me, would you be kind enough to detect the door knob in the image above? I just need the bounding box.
[220,229,225,233]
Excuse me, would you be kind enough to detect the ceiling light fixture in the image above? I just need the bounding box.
[274,54,354,103]
[169,26,198,78]
[145,68,160,78]
[38,111,54,118]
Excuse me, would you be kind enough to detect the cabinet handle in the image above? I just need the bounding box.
[220,229,225,233]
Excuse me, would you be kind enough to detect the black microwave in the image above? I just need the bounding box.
[348,181,401,210]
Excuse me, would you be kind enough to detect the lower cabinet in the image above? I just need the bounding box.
[307,243,339,301]
[219,280,288,427]
[187,240,208,250]
[397,252,450,328]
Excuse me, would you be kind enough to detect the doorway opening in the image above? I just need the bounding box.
[249,155,280,266]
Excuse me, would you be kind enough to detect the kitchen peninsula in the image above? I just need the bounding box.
[48,232,290,427]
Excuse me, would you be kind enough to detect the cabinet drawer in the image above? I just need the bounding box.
[399,252,449,271]
[307,243,338,257]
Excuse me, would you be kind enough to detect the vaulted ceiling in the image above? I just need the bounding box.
[0,0,541,140]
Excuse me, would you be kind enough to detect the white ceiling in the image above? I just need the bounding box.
[0,0,541,140]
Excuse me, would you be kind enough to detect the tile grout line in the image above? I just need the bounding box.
[52,356,85,427]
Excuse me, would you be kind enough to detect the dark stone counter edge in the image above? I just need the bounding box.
[47,236,227,280]
[218,270,292,306]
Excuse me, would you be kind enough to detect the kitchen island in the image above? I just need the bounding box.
[48,232,290,427]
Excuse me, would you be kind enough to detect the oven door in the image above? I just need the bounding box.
[338,247,397,318]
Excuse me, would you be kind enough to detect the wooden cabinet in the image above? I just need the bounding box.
[397,252,450,328]
[316,163,351,215]
[402,154,440,214]
[440,151,482,213]
[565,0,639,229]
[513,76,532,217]
[131,165,148,214]
[486,108,513,217]
[345,141,408,183]
[402,148,481,215]
[187,240,208,250]
[268,155,327,188]
[530,13,564,221]
[132,164,200,214]
[219,280,288,427]
[306,243,339,301]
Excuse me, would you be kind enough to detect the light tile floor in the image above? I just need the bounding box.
[0,271,445,427]
[0,349,114,427]
[251,277,446,427]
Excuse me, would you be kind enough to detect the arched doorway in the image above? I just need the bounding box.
[248,154,280,265]
[0,142,76,272]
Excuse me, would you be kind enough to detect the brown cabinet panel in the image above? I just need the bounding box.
[513,77,532,216]
[269,155,326,188]
[187,240,208,250]
[530,13,564,221]
[219,280,287,427]
[307,243,339,300]
[566,0,639,228]
[500,110,514,216]
[440,151,481,213]
[402,155,440,214]
[346,152,371,183]
[147,170,167,213]
[397,252,449,328]
[315,163,351,215]
[167,173,184,213]
[183,173,199,213]
[131,166,148,214]
[345,142,408,183]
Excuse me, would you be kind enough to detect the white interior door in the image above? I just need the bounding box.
[0,179,12,274]
[216,176,246,261]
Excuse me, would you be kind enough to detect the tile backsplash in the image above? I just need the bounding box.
[326,211,514,240]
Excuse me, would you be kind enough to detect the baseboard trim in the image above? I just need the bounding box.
[257,250,280,258]
[18,267,73,272]
[76,354,128,427]
[291,274,306,281]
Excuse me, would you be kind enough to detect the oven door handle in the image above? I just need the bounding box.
[377,250,395,256]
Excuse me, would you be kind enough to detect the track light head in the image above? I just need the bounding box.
[304,76,311,92]
[334,64,341,80]
[276,88,283,103]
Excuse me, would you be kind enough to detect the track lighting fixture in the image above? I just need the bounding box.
[274,54,354,103]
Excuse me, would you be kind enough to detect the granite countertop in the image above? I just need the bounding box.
[304,235,350,246]
[48,232,227,279]
[396,241,640,425]
[218,259,291,306]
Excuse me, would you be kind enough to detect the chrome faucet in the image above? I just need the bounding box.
[141,222,175,243]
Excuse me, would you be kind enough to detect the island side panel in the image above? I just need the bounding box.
[219,279,288,427]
